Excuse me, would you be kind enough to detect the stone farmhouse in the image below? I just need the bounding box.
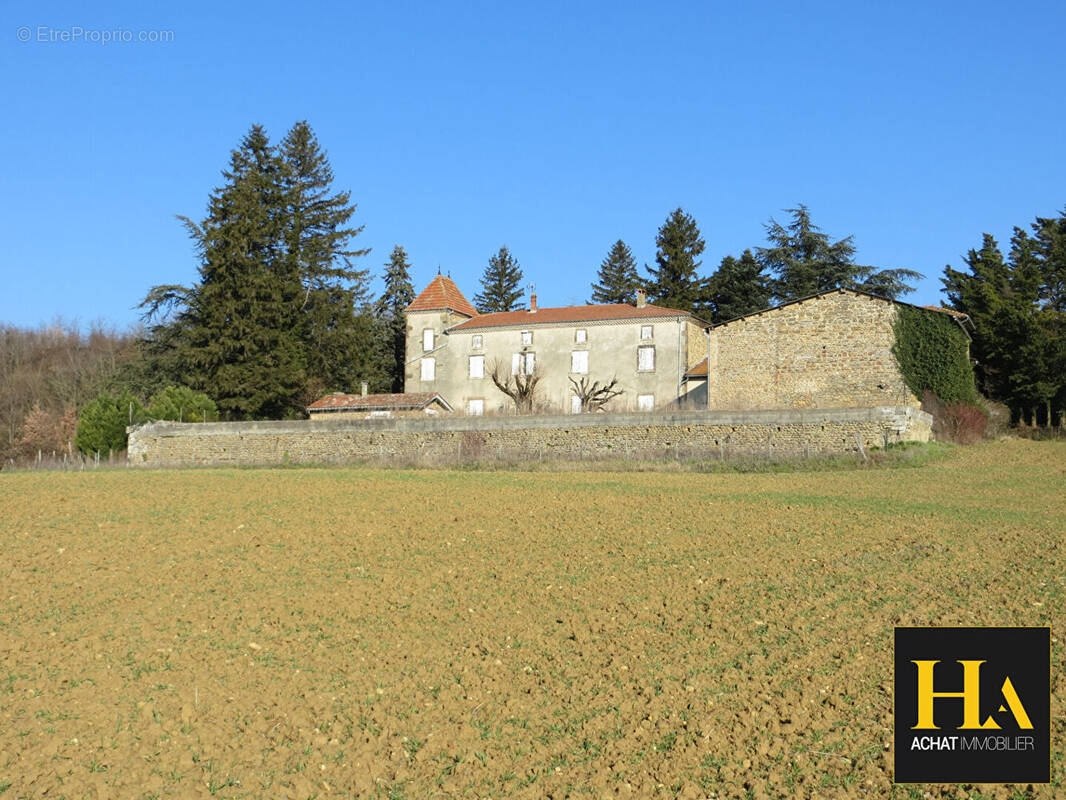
[401,275,973,416]
[404,275,710,415]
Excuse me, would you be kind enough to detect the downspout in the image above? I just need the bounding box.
[706,325,712,410]
[677,316,684,407]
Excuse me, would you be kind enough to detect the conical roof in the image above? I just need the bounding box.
[405,275,478,317]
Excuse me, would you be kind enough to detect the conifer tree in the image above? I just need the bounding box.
[376,246,416,392]
[708,250,771,323]
[644,208,707,315]
[474,247,524,313]
[279,121,378,396]
[758,205,921,301]
[590,240,640,304]
[181,126,306,419]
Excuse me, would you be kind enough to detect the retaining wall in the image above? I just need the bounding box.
[127,406,932,467]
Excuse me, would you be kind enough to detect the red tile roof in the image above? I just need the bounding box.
[406,275,478,318]
[307,392,452,412]
[684,357,708,377]
[449,302,691,330]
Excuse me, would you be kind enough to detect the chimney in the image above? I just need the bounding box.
[360,381,368,397]
[528,282,537,313]
[636,289,646,308]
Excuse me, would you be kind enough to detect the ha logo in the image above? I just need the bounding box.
[894,627,1050,784]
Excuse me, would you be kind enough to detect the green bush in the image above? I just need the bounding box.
[147,385,218,423]
[74,391,146,455]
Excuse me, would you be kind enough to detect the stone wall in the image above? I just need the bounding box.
[127,406,931,468]
[708,291,919,410]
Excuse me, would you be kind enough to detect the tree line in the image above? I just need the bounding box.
[943,210,1066,426]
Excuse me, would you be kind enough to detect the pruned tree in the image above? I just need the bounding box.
[568,375,623,412]
[490,358,541,414]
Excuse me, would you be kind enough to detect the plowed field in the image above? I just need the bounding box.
[1,440,1063,799]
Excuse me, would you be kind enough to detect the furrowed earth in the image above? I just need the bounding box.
[1,439,1063,799]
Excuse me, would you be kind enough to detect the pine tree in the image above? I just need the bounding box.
[707,250,771,323]
[474,247,524,313]
[590,240,640,304]
[644,208,707,315]
[376,246,416,392]
[759,205,921,301]
[279,121,378,396]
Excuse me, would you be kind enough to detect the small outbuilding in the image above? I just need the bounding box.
[308,390,453,419]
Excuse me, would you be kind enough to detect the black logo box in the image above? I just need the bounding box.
[894,626,1050,784]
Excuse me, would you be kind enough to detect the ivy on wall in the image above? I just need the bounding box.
[892,305,978,405]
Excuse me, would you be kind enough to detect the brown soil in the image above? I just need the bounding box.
[0,440,1062,799]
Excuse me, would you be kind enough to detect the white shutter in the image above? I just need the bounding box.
[423,329,434,351]
[571,351,589,374]
[571,395,583,414]
[421,357,435,381]
[638,394,654,411]
[638,346,655,371]
[511,353,520,376]
[469,355,485,379]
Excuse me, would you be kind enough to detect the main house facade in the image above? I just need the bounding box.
[401,276,973,416]
[403,276,709,414]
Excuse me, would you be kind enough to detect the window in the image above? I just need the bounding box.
[471,334,483,350]
[469,355,485,379]
[511,352,521,376]
[420,357,435,381]
[575,329,587,344]
[638,394,655,411]
[422,329,434,352]
[571,350,589,374]
[468,398,484,416]
[521,330,533,346]
[640,325,653,340]
[571,395,583,414]
[638,345,655,372]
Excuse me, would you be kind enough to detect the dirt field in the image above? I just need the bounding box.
[1,440,1063,799]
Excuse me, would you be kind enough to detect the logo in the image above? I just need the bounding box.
[894,627,1050,783]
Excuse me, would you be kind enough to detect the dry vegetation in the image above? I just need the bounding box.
[0,440,1063,799]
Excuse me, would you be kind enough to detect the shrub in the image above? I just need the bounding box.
[147,385,218,423]
[75,391,146,455]
[922,391,988,444]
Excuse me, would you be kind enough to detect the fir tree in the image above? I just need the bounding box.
[474,247,524,313]
[590,240,640,304]
[182,126,306,419]
[644,208,707,315]
[142,126,306,419]
[758,205,921,301]
[707,250,771,323]
[279,121,378,396]
[942,232,1059,423]
[376,246,416,392]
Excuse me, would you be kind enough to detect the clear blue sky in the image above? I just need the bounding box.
[3,0,1064,329]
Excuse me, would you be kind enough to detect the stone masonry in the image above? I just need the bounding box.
[127,406,931,468]
[708,290,925,410]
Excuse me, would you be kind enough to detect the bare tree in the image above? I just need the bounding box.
[490,358,541,414]
[569,375,623,413]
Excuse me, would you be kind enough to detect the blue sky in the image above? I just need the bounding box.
[3,0,1064,329]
